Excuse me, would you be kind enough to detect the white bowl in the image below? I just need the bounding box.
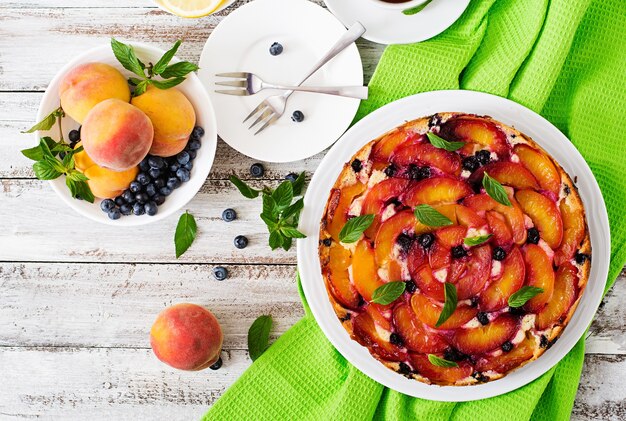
[34,43,217,226]
[297,90,610,401]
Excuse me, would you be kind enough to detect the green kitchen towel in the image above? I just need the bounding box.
[204,0,626,419]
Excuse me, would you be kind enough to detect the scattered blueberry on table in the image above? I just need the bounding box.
[284,173,298,183]
[250,163,265,177]
[291,110,304,122]
[234,235,248,249]
[100,125,204,219]
[222,208,237,222]
[213,266,228,281]
[269,42,283,56]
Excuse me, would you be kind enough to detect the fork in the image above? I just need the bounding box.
[243,21,366,135]
[215,72,368,99]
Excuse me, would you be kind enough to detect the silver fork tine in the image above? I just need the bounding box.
[243,102,269,123]
[215,80,247,88]
[254,114,279,136]
[248,108,274,129]
[214,89,249,96]
[215,72,247,78]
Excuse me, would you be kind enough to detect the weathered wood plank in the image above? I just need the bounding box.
[0,263,302,349]
[0,5,384,91]
[0,346,623,420]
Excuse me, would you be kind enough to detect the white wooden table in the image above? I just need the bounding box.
[0,1,624,419]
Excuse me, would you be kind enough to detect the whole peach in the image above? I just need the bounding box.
[150,303,223,371]
[131,86,196,157]
[81,98,153,171]
[59,62,131,124]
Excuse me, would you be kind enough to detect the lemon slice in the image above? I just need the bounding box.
[160,0,225,18]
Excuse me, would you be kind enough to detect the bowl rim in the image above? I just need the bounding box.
[296,89,610,401]
[35,42,217,226]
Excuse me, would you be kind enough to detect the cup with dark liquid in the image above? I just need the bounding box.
[369,0,430,10]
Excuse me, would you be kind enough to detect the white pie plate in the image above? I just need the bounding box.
[297,90,610,401]
[34,43,217,226]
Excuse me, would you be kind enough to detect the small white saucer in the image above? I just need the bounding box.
[324,0,470,45]
[198,0,364,163]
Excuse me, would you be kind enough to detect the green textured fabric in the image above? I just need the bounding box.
[204,0,626,419]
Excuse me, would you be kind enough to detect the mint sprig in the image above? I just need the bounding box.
[428,354,459,368]
[248,314,273,361]
[174,211,197,258]
[414,204,453,227]
[483,172,512,206]
[464,234,493,247]
[111,38,199,97]
[339,214,375,243]
[371,281,406,305]
[21,107,64,134]
[427,132,465,152]
[508,286,544,308]
[230,173,307,251]
[435,282,458,327]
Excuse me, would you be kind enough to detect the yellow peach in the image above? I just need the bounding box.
[59,62,131,124]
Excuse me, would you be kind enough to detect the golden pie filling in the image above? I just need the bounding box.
[318,113,591,386]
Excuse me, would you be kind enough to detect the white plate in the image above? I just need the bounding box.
[197,0,363,163]
[324,0,470,45]
[297,90,610,401]
[35,43,217,226]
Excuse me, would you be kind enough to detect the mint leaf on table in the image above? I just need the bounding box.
[403,0,433,15]
[174,211,197,258]
[464,234,493,247]
[248,315,273,361]
[159,61,199,79]
[427,132,465,151]
[428,354,459,368]
[290,171,306,196]
[371,281,406,305]
[338,214,375,243]
[272,180,293,210]
[483,172,512,206]
[21,107,63,133]
[508,286,544,308]
[414,204,453,227]
[435,283,458,327]
[230,175,260,198]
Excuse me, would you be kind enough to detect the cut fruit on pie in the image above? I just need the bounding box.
[319,112,590,386]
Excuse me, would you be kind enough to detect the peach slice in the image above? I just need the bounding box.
[372,130,420,162]
[455,245,492,300]
[409,353,473,384]
[475,336,535,373]
[365,303,393,331]
[429,240,451,270]
[451,313,518,354]
[362,178,410,238]
[411,293,477,330]
[325,244,360,310]
[515,189,563,249]
[464,193,527,245]
[480,247,525,311]
[441,116,509,156]
[514,144,561,196]
[436,225,467,248]
[393,304,448,353]
[411,264,445,302]
[522,244,555,312]
[402,177,473,206]
[352,240,386,302]
[535,262,578,330]
[392,141,462,176]
[326,183,366,241]
[455,205,487,228]
[470,162,539,190]
[554,199,586,266]
[352,311,407,362]
[485,211,513,248]
[407,241,427,273]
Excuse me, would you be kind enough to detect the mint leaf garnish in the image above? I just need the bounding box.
[159,61,199,79]
[403,0,433,15]
[174,211,197,258]
[435,283,458,327]
[508,286,544,308]
[149,77,186,90]
[111,37,145,77]
[152,39,181,75]
[483,172,512,206]
[428,354,459,368]
[371,281,406,305]
[338,214,375,243]
[464,234,493,247]
[248,315,273,361]
[427,132,465,152]
[414,204,453,227]
[21,107,63,133]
